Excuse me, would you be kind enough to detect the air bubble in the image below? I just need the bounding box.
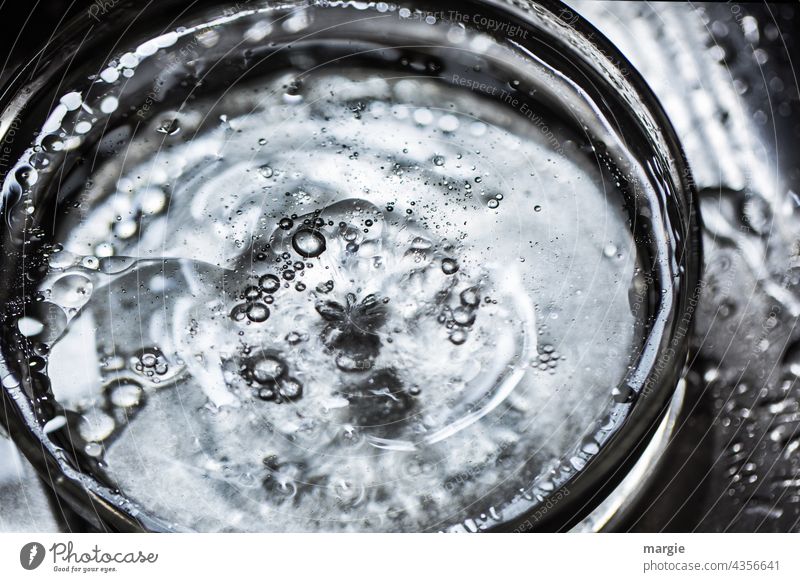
[279,378,303,400]
[292,229,327,258]
[230,303,248,322]
[441,258,459,275]
[246,303,270,323]
[449,329,468,345]
[78,412,115,442]
[50,273,93,309]
[258,387,277,401]
[453,306,476,327]
[253,355,287,384]
[460,287,480,307]
[259,274,281,294]
[243,286,262,302]
[110,382,143,408]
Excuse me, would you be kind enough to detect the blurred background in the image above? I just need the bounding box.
[1,0,799,532]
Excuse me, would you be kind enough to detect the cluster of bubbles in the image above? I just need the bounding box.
[531,344,563,374]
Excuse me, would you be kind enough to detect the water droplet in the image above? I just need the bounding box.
[28,152,49,170]
[782,338,800,377]
[114,219,138,239]
[2,374,21,389]
[17,316,44,337]
[438,115,459,132]
[581,440,600,455]
[99,67,119,83]
[283,80,304,104]
[95,242,115,257]
[81,256,100,270]
[43,416,67,433]
[141,187,167,214]
[156,119,180,135]
[100,96,119,114]
[413,108,434,125]
[85,442,103,457]
[41,134,64,153]
[612,385,636,404]
[15,165,38,189]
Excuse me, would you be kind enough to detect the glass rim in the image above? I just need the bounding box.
[0,0,703,532]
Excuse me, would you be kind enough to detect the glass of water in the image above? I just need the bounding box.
[0,0,701,532]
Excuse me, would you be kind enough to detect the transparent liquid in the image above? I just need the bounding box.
[5,6,647,532]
